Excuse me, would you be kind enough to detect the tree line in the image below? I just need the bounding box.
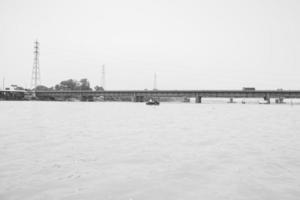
[35,78,104,91]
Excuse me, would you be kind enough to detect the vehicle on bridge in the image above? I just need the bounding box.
[243,87,256,91]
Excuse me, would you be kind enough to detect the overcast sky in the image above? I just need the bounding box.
[0,0,299,90]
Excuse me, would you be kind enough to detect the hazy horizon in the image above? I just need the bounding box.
[0,0,299,90]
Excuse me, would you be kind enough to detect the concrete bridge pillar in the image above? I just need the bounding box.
[264,96,271,104]
[275,97,284,104]
[132,95,145,102]
[80,96,88,101]
[195,96,202,103]
[137,96,144,102]
[131,95,136,102]
[183,97,190,103]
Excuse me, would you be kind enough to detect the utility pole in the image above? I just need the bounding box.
[101,64,105,90]
[153,72,157,90]
[31,40,41,90]
[2,77,4,90]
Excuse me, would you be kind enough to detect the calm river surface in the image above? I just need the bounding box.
[0,101,299,200]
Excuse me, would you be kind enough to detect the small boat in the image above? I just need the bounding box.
[146,99,160,105]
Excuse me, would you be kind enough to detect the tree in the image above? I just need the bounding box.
[55,79,80,90]
[79,78,91,90]
[94,85,104,91]
[35,85,50,91]
[62,79,80,90]
[53,78,92,91]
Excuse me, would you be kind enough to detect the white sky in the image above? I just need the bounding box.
[0,0,299,90]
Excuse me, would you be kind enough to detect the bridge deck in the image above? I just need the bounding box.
[36,90,300,99]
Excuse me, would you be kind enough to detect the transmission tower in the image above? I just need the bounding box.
[101,64,105,90]
[31,40,41,89]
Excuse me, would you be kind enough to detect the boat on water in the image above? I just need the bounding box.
[146,99,160,105]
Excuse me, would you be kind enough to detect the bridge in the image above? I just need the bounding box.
[35,90,300,103]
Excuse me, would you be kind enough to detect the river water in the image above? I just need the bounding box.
[0,101,299,200]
